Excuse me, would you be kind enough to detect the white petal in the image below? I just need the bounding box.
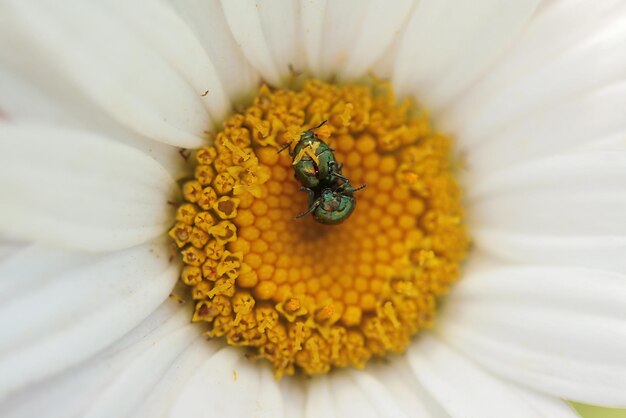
[132,338,219,418]
[370,29,402,80]
[581,132,626,153]
[365,358,449,418]
[257,0,305,78]
[509,387,580,418]
[222,0,324,82]
[465,81,626,175]
[299,0,328,77]
[279,378,306,418]
[450,7,626,149]
[0,124,177,251]
[169,0,260,103]
[0,0,219,148]
[345,370,409,418]
[392,0,540,112]
[170,347,283,418]
[0,66,187,179]
[234,0,413,82]
[316,0,415,81]
[0,301,196,418]
[0,66,69,124]
[438,266,626,407]
[328,372,380,418]
[305,375,338,418]
[0,239,27,264]
[0,244,87,302]
[445,0,626,135]
[106,0,229,121]
[317,1,369,80]
[220,0,283,85]
[337,0,414,80]
[474,230,626,274]
[469,151,626,236]
[408,335,570,417]
[0,240,178,401]
[83,330,206,418]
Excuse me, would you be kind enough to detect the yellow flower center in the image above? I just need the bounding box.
[169,79,468,377]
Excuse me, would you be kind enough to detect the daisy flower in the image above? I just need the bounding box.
[1,0,625,417]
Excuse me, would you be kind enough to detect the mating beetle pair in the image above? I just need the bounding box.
[279,121,366,225]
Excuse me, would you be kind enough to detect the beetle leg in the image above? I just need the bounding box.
[334,182,348,192]
[295,199,321,219]
[329,160,350,182]
[299,186,315,200]
[334,172,350,182]
[328,160,344,175]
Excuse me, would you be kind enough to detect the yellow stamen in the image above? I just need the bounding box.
[170,79,468,377]
[291,140,321,167]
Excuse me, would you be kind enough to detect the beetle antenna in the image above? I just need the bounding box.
[328,161,349,182]
[311,120,328,130]
[277,143,290,154]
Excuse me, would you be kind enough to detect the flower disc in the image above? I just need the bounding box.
[170,79,468,377]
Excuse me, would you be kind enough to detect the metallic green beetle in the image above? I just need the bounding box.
[296,182,367,225]
[279,121,348,189]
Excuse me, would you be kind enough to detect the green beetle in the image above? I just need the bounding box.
[279,121,348,189]
[296,182,367,225]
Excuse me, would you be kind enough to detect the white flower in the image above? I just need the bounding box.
[1,0,625,417]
